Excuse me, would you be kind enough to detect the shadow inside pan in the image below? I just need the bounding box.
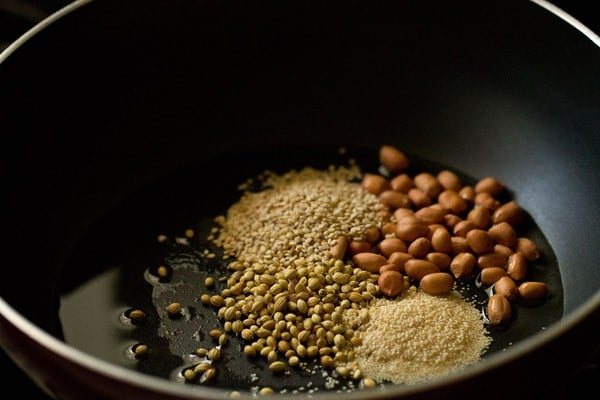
[58,144,562,394]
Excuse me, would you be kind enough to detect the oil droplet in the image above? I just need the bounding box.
[124,343,147,360]
[119,308,146,327]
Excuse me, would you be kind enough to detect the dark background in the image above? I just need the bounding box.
[1,0,598,398]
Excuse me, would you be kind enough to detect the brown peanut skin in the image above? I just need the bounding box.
[415,206,446,225]
[329,236,348,260]
[352,253,388,273]
[413,172,443,198]
[407,237,432,258]
[380,222,397,236]
[492,201,524,226]
[408,188,432,208]
[459,186,475,203]
[450,252,476,279]
[494,276,519,301]
[420,272,455,295]
[518,281,548,304]
[466,229,494,254]
[453,220,477,237]
[379,145,410,174]
[477,252,508,269]
[404,259,440,280]
[377,270,405,296]
[487,294,512,325]
[431,228,452,254]
[480,267,509,285]
[379,263,402,273]
[474,192,501,211]
[475,177,505,196]
[361,173,391,195]
[379,190,410,210]
[425,252,452,270]
[467,206,491,229]
[387,252,413,273]
[364,226,381,244]
[377,237,408,257]
[507,252,528,281]
[395,216,429,242]
[515,237,540,261]
[348,240,372,255]
[438,190,468,214]
[443,213,462,229]
[450,236,470,255]
[488,222,517,247]
[437,170,462,191]
[390,174,414,193]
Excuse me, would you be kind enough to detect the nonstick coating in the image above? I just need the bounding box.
[0,0,599,399]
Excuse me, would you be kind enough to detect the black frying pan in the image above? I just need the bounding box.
[1,1,599,399]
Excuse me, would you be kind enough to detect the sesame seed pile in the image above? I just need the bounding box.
[213,165,383,266]
[344,286,491,384]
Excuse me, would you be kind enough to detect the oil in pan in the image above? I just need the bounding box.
[58,144,563,395]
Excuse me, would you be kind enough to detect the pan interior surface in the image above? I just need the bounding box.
[58,145,562,394]
[1,0,599,399]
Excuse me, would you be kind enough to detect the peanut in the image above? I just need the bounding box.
[480,267,509,286]
[467,206,491,229]
[443,213,462,229]
[477,252,508,269]
[453,220,477,237]
[494,276,519,301]
[466,229,494,254]
[379,263,402,273]
[348,240,372,255]
[395,216,428,242]
[431,228,452,254]
[515,237,540,262]
[379,190,410,210]
[408,188,432,208]
[425,252,451,270]
[419,272,455,295]
[492,201,524,226]
[377,237,407,257]
[407,237,431,258]
[450,252,476,279]
[494,244,513,258]
[459,186,475,203]
[377,270,405,297]
[487,294,512,325]
[475,177,505,196]
[361,173,391,195]
[413,172,443,198]
[450,236,469,255]
[518,281,548,304]
[329,235,348,260]
[488,222,517,247]
[415,206,446,225]
[474,192,501,210]
[379,145,410,173]
[390,173,414,193]
[404,259,440,280]
[437,170,462,191]
[387,252,413,273]
[438,190,468,214]
[506,252,528,281]
[352,253,388,273]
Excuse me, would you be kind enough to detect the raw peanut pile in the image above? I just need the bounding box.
[356,145,547,325]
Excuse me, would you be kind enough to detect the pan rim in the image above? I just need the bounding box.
[0,0,599,398]
[2,290,599,399]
